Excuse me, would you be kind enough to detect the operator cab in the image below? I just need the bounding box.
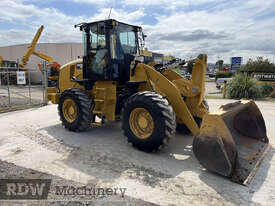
[75,19,142,83]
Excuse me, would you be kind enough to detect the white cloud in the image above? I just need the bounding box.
[139,0,275,62]
[121,0,214,7]
[72,0,111,5]
[0,0,37,21]
[88,8,145,24]
[0,1,145,46]
[0,0,275,63]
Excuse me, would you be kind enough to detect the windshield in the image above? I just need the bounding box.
[110,23,138,60]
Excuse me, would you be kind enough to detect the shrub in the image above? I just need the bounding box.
[215,71,234,80]
[261,83,274,96]
[226,73,263,99]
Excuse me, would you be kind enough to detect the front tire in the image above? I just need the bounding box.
[58,88,93,132]
[122,91,176,152]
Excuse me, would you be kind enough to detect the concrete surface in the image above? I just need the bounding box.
[0,99,274,205]
[205,81,222,97]
[0,85,44,107]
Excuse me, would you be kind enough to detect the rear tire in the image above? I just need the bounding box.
[58,88,93,132]
[122,91,176,152]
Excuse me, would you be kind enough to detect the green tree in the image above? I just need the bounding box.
[239,57,275,73]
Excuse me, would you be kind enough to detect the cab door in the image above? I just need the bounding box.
[83,22,109,81]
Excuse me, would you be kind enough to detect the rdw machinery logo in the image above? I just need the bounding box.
[0,179,51,200]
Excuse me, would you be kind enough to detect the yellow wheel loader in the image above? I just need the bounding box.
[46,19,269,185]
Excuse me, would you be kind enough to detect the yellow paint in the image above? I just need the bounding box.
[132,55,208,134]
[47,59,117,121]
[46,87,60,104]
[49,53,240,137]
[48,53,210,135]
[185,55,208,118]
[147,62,159,67]
[129,108,154,139]
[131,62,203,135]
[62,98,77,123]
[92,81,117,121]
[58,59,85,93]
[161,69,182,81]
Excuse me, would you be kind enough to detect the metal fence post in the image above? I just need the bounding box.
[28,71,31,104]
[42,61,48,105]
[7,71,11,105]
[223,81,227,99]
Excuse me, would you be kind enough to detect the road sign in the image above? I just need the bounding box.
[231,57,242,71]
[17,71,26,85]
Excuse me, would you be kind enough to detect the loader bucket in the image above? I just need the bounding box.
[193,100,270,185]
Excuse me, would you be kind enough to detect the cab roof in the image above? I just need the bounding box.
[75,19,142,31]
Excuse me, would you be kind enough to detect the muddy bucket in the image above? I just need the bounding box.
[193,100,270,185]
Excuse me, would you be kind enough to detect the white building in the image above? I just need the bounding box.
[0,43,83,83]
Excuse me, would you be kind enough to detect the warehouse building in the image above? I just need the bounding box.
[0,43,83,83]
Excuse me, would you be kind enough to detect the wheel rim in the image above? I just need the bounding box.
[129,108,154,139]
[62,98,77,123]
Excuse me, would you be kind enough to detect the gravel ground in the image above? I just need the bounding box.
[0,99,274,205]
[0,160,157,206]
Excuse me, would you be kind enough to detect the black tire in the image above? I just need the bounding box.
[58,88,93,132]
[122,91,176,153]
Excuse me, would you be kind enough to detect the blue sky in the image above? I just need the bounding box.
[0,0,275,63]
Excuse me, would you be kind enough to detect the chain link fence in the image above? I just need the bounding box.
[0,66,48,113]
